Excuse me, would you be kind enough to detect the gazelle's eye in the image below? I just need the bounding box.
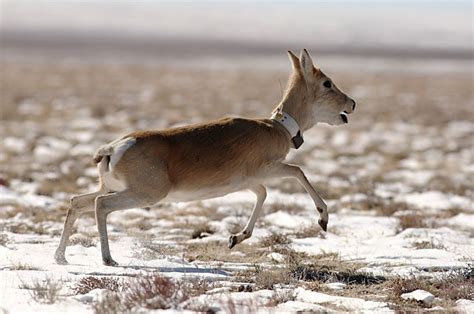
[323,80,332,88]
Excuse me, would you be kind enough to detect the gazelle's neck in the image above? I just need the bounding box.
[273,75,315,132]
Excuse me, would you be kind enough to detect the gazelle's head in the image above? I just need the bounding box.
[282,49,356,128]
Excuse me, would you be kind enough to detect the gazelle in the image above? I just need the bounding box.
[55,49,356,266]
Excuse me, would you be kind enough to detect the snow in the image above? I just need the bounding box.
[456,299,474,312]
[445,213,474,230]
[277,301,328,312]
[340,193,368,203]
[324,282,347,290]
[264,211,312,229]
[74,288,109,304]
[395,191,472,212]
[401,289,435,305]
[34,137,72,164]
[0,186,59,210]
[295,288,392,312]
[4,137,28,153]
[268,252,285,263]
[1,182,469,313]
[291,222,472,275]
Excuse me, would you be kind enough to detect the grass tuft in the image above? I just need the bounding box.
[72,276,121,295]
[93,273,216,313]
[0,233,8,246]
[191,223,215,239]
[20,276,63,304]
[386,269,474,309]
[397,213,427,231]
[11,262,41,271]
[260,232,291,248]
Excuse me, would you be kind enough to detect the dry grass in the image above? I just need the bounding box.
[0,233,8,246]
[293,264,385,285]
[70,233,96,248]
[266,290,297,306]
[184,241,267,263]
[170,219,218,239]
[314,281,390,303]
[10,262,41,271]
[293,224,326,239]
[92,273,216,313]
[397,213,428,231]
[235,264,294,290]
[4,221,49,235]
[386,269,474,309]
[20,276,63,304]
[234,249,378,293]
[413,239,446,250]
[72,276,121,295]
[93,274,179,312]
[237,249,473,310]
[191,222,216,239]
[253,267,294,290]
[426,175,473,197]
[259,232,291,248]
[290,252,382,285]
[133,241,182,260]
[30,206,67,224]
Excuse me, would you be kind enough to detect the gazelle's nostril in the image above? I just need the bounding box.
[352,100,356,111]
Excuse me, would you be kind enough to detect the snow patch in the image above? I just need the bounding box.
[401,289,435,305]
[395,191,472,212]
[295,288,392,312]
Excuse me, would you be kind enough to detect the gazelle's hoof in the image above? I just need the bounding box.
[103,258,118,266]
[228,235,238,249]
[318,219,328,232]
[54,252,68,265]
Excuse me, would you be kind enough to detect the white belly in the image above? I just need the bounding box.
[162,187,237,203]
[161,179,258,203]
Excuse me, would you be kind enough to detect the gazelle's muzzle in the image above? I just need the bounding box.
[339,98,356,124]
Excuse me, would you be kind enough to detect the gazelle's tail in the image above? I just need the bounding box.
[93,145,114,164]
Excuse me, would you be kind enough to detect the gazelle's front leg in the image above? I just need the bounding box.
[271,163,329,231]
[229,185,267,249]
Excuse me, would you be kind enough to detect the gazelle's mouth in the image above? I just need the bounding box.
[340,111,348,124]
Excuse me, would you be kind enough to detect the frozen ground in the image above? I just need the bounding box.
[1,52,473,312]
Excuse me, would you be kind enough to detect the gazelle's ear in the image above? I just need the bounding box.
[287,50,301,73]
[300,49,316,79]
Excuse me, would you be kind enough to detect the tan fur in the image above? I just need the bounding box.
[122,118,289,195]
[55,49,356,266]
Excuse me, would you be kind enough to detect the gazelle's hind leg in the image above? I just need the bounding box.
[229,185,267,249]
[95,189,167,266]
[54,190,106,264]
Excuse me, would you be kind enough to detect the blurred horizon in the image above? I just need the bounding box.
[1,0,472,69]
